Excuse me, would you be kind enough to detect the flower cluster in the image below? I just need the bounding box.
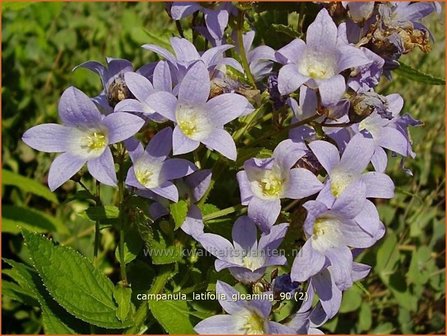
[22,2,440,334]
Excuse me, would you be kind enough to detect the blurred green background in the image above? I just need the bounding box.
[1,2,445,334]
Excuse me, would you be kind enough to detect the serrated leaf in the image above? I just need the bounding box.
[3,169,58,204]
[395,62,445,85]
[170,200,188,230]
[149,300,195,334]
[114,286,133,322]
[272,23,302,38]
[2,205,67,234]
[22,231,132,329]
[3,259,88,334]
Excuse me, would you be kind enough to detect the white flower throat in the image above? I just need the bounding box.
[175,104,211,141]
[257,170,285,199]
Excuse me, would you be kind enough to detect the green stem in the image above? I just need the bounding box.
[236,11,256,88]
[117,146,128,285]
[93,181,100,266]
[126,265,174,334]
[203,204,245,221]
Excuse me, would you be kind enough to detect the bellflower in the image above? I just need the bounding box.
[291,183,376,290]
[194,281,295,334]
[22,87,144,191]
[355,93,413,172]
[125,127,196,202]
[188,215,288,283]
[170,2,237,44]
[115,61,173,122]
[309,134,395,207]
[74,57,154,114]
[348,47,385,93]
[145,61,253,160]
[143,37,242,84]
[342,2,375,24]
[276,8,369,105]
[237,139,323,232]
[241,31,276,81]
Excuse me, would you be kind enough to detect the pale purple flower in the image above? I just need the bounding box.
[145,169,212,220]
[194,280,295,334]
[22,87,145,191]
[142,37,242,84]
[354,93,413,172]
[145,61,253,160]
[185,214,288,283]
[237,139,323,232]
[125,127,196,202]
[379,1,441,33]
[291,183,376,291]
[276,9,369,105]
[309,134,395,204]
[115,61,173,122]
[348,47,385,93]
[171,2,237,44]
[342,2,376,23]
[241,31,276,81]
[74,57,154,114]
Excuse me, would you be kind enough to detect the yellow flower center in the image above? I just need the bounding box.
[258,172,284,197]
[242,312,265,335]
[82,131,107,152]
[135,169,153,187]
[313,217,328,236]
[307,64,332,80]
[179,119,198,137]
[330,173,354,198]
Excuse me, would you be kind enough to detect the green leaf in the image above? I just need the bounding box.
[395,62,445,85]
[271,24,302,38]
[3,169,59,204]
[358,302,372,332]
[115,228,143,264]
[2,205,68,234]
[84,205,119,225]
[376,230,400,284]
[22,230,132,329]
[170,200,189,230]
[114,286,133,322]
[339,285,362,313]
[149,300,195,334]
[3,259,88,334]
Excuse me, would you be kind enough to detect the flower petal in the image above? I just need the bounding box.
[278,63,308,95]
[202,129,237,161]
[194,315,241,335]
[361,172,395,199]
[103,112,145,144]
[172,126,200,155]
[248,198,281,233]
[161,158,196,180]
[318,74,345,106]
[181,204,204,239]
[306,9,337,51]
[145,91,177,121]
[273,139,307,170]
[308,140,340,174]
[22,124,69,153]
[48,153,86,191]
[178,61,210,105]
[206,93,253,126]
[58,87,103,127]
[283,168,323,199]
[171,37,200,63]
[275,39,306,64]
[337,133,375,174]
[153,61,172,92]
[124,72,153,102]
[236,171,254,205]
[371,146,388,173]
[232,216,257,253]
[258,222,289,251]
[312,268,342,319]
[170,2,201,20]
[150,181,179,202]
[87,147,117,186]
[291,240,326,282]
[145,127,173,160]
